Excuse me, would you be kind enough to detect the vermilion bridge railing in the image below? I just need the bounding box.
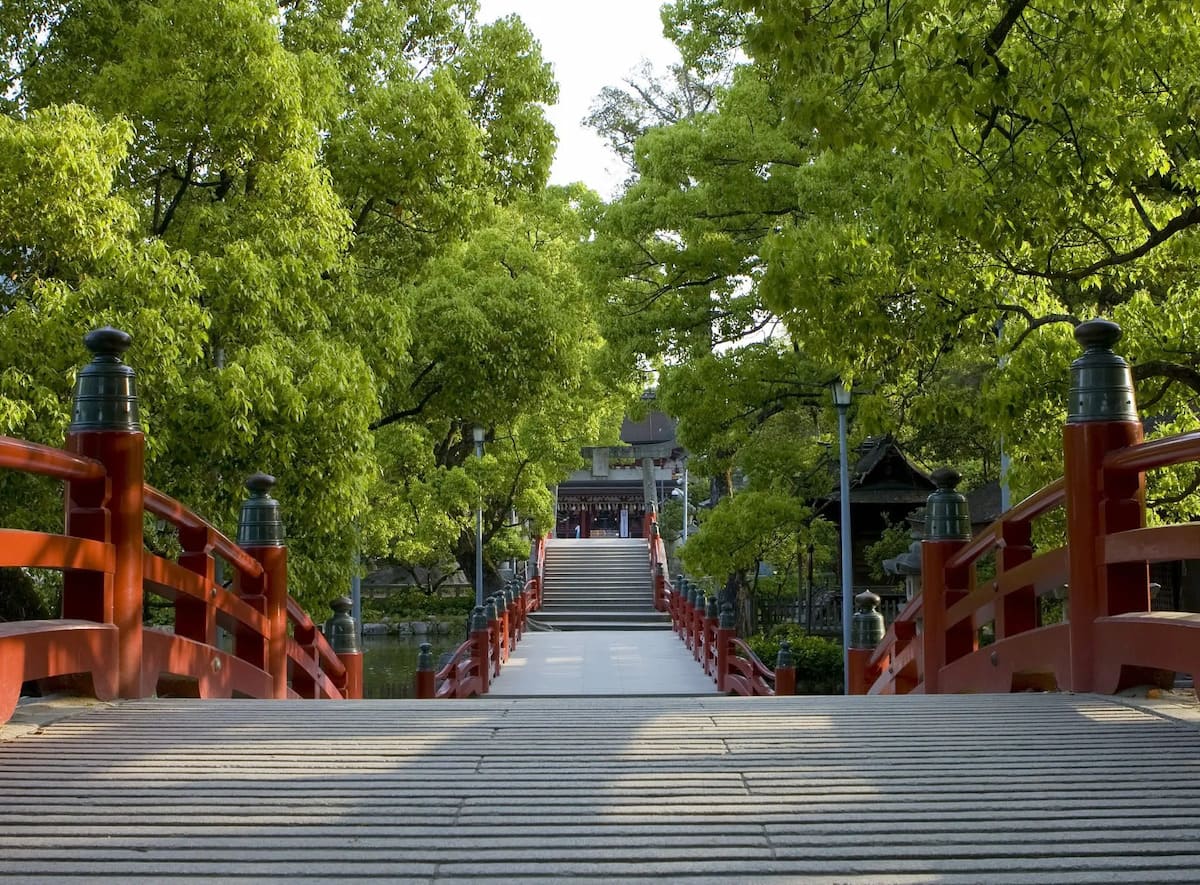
[414,535,545,698]
[0,329,359,724]
[854,319,1200,696]
[647,511,796,696]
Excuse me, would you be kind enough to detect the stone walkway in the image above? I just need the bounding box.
[3,693,1200,881]
[488,629,719,696]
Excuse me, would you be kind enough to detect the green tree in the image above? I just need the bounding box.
[0,0,619,610]
[737,0,1200,500]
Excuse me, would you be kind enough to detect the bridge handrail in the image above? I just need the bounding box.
[856,473,1070,695]
[725,637,777,697]
[1103,430,1200,474]
[0,333,364,722]
[0,437,118,720]
[432,636,485,698]
[415,537,546,698]
[287,596,348,693]
[144,483,264,580]
[857,317,1200,697]
[0,436,106,482]
[140,479,351,700]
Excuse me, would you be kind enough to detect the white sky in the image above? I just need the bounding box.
[476,0,681,199]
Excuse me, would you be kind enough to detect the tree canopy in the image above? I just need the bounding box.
[0,0,628,608]
[584,0,1200,624]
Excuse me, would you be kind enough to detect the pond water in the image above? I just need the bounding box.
[361,632,465,699]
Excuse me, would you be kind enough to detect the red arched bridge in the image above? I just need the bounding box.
[3,321,1200,880]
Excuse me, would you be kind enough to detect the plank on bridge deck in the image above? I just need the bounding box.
[1,693,1199,882]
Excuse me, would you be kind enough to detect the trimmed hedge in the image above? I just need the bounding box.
[747,624,843,694]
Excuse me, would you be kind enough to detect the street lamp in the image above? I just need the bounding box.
[681,456,689,544]
[831,380,853,696]
[473,425,485,610]
[670,456,689,544]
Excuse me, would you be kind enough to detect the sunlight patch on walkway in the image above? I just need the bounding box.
[489,630,719,696]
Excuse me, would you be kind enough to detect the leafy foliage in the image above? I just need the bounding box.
[746,625,843,695]
[0,0,626,610]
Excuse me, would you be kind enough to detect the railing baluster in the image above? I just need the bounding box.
[238,474,290,699]
[64,328,146,699]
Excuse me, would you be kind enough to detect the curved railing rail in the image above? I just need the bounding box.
[414,533,546,699]
[857,478,1072,696]
[0,440,359,723]
[0,438,118,722]
[855,320,1200,696]
[646,510,795,696]
[0,327,370,722]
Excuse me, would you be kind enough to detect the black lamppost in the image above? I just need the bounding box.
[832,380,853,695]
[473,425,485,610]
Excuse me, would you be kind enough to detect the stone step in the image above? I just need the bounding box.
[534,616,671,631]
[542,584,653,593]
[542,599,657,606]
[543,563,650,569]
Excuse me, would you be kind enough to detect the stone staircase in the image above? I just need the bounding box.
[536,538,670,630]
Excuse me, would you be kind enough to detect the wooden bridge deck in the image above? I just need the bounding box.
[2,693,1200,882]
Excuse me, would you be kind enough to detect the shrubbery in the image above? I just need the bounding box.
[362,588,475,624]
[747,624,843,694]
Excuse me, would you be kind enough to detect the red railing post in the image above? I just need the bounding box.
[238,474,289,699]
[415,642,435,698]
[650,522,667,612]
[176,525,219,696]
[692,592,703,661]
[472,606,490,695]
[1063,319,1145,692]
[700,596,715,675]
[64,328,146,699]
[848,590,885,694]
[498,593,510,663]
[920,469,973,695]
[774,641,796,696]
[996,520,1036,641]
[485,597,501,678]
[324,596,363,700]
[715,603,735,693]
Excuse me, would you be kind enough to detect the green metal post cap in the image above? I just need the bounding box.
[925,467,971,541]
[851,589,885,649]
[776,640,794,670]
[323,595,360,654]
[70,327,141,432]
[470,605,488,632]
[1068,318,1138,423]
[719,602,736,630]
[705,596,719,619]
[237,473,286,547]
[416,642,434,671]
[484,597,498,621]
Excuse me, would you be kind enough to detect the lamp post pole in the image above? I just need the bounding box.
[681,458,689,544]
[474,425,485,610]
[832,381,853,696]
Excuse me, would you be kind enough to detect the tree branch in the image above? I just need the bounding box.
[1133,359,1200,397]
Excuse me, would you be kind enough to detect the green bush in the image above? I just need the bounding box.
[747,623,843,694]
[362,587,475,624]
